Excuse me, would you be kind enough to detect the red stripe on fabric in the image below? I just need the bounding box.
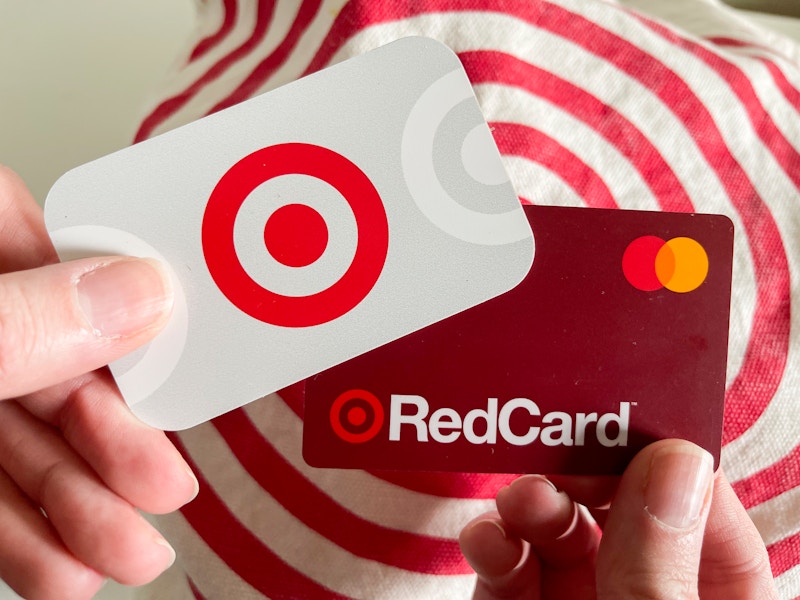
[209,0,323,113]
[135,0,277,142]
[279,382,305,417]
[490,121,617,208]
[647,21,800,194]
[169,433,352,600]
[461,49,691,212]
[733,443,800,509]
[212,408,473,574]
[762,60,800,112]
[302,1,414,75]
[282,385,518,499]
[627,13,792,444]
[722,285,790,446]
[707,36,798,67]
[768,530,800,578]
[706,37,800,112]
[706,37,749,47]
[190,0,239,62]
[706,36,772,54]
[187,577,207,600]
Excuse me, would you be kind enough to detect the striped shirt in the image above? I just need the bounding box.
[135,1,800,597]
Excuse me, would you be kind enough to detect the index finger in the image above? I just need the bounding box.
[547,475,620,509]
[0,166,58,272]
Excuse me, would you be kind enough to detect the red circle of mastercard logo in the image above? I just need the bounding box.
[330,389,384,444]
[202,143,388,327]
[622,236,708,293]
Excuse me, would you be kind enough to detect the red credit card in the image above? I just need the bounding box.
[303,206,733,475]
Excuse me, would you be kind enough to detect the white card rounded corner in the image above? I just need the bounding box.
[509,214,536,292]
[43,170,78,229]
[390,35,461,67]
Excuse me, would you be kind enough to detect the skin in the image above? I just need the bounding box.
[459,439,778,600]
[0,166,197,599]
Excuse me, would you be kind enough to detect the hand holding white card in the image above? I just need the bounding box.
[45,37,534,430]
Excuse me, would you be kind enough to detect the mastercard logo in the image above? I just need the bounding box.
[622,236,708,293]
[330,389,385,444]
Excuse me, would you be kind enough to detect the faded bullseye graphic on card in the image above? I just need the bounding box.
[304,206,734,475]
[44,37,534,430]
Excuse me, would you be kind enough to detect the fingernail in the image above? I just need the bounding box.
[645,443,713,529]
[466,518,507,540]
[154,535,176,569]
[503,474,559,497]
[186,465,200,502]
[76,258,173,338]
[528,474,560,493]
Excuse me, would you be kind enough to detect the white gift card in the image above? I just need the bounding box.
[45,37,534,430]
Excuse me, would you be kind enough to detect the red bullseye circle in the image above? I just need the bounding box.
[346,406,367,427]
[263,203,329,267]
[202,143,388,327]
[330,389,384,444]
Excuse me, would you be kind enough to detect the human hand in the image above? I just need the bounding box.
[459,439,778,599]
[0,166,198,599]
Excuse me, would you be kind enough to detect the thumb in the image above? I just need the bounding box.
[0,256,173,400]
[597,439,714,599]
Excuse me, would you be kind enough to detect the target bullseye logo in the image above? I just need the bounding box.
[263,203,329,268]
[330,389,384,444]
[202,143,389,327]
[622,236,708,293]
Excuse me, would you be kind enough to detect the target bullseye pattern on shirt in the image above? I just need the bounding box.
[622,236,708,293]
[202,143,389,327]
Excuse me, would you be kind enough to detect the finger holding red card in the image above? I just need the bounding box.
[304,205,734,475]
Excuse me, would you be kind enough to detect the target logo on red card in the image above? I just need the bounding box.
[329,389,385,444]
[44,37,534,430]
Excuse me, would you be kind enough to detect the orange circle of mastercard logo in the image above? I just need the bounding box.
[622,236,708,293]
